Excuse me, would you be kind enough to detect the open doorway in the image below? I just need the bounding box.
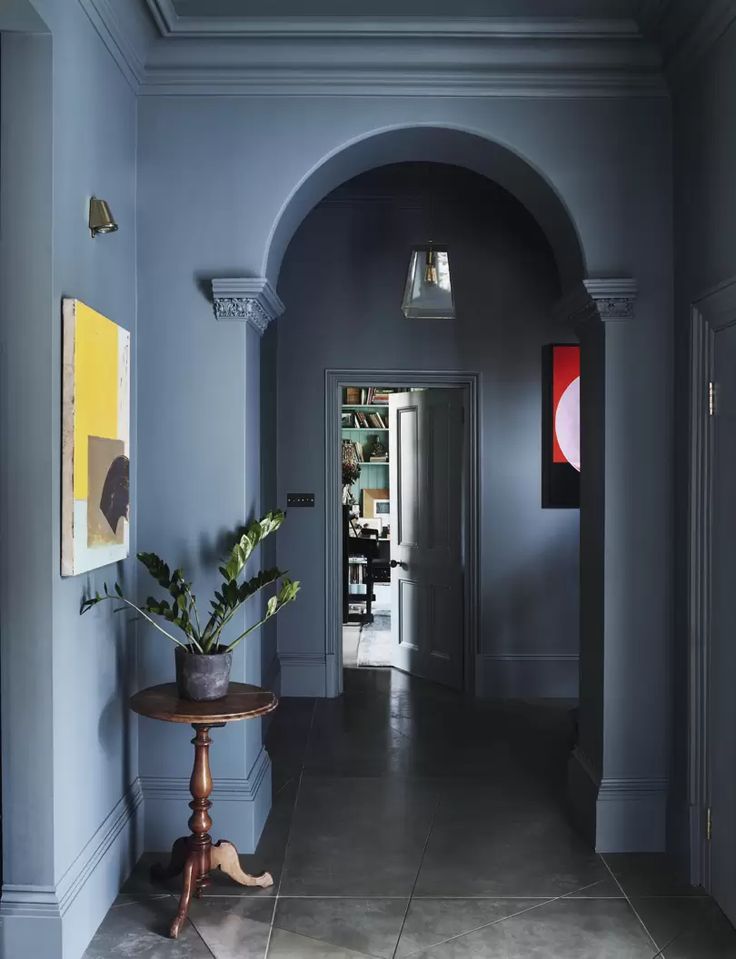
[325,371,479,697]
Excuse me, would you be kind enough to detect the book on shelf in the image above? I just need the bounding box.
[369,455,388,463]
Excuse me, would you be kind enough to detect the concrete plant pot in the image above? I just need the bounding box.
[175,646,232,701]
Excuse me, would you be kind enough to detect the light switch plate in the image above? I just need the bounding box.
[287,493,315,508]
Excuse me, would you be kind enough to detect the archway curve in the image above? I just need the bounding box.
[263,123,586,292]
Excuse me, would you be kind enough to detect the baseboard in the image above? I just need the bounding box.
[566,748,667,853]
[596,776,668,853]
[478,652,579,698]
[141,746,272,852]
[567,746,599,847]
[279,653,326,697]
[0,779,143,959]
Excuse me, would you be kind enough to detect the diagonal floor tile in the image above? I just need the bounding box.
[274,898,407,958]
[83,896,212,958]
[396,898,539,957]
[267,927,376,958]
[279,776,438,896]
[415,807,609,898]
[601,854,702,898]
[404,898,656,958]
[632,896,736,956]
[188,897,274,959]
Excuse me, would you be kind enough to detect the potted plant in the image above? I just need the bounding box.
[81,510,299,701]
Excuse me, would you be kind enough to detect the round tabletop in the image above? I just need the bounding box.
[129,682,278,724]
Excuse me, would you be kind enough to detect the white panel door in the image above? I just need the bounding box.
[709,320,736,926]
[389,389,464,689]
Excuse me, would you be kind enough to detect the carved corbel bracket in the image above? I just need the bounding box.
[211,277,285,335]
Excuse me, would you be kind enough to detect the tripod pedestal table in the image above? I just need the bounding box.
[129,682,277,939]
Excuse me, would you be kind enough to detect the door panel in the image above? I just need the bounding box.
[389,389,464,689]
[710,320,736,926]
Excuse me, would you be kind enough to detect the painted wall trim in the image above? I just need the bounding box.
[280,654,328,698]
[0,780,143,958]
[147,4,645,40]
[596,776,668,853]
[212,277,285,335]
[84,0,735,98]
[78,0,148,90]
[686,274,736,888]
[323,369,479,699]
[567,747,668,852]
[478,653,580,699]
[141,747,272,851]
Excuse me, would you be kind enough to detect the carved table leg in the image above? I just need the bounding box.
[170,856,196,940]
[211,840,274,888]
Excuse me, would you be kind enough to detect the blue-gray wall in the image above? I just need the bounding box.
[0,3,140,958]
[275,162,579,698]
[670,20,736,875]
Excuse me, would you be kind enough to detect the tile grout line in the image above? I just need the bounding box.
[396,878,609,959]
[598,854,662,957]
[390,791,442,959]
[264,697,318,958]
[188,917,219,959]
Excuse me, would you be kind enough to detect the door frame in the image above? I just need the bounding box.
[324,369,480,697]
[688,275,736,888]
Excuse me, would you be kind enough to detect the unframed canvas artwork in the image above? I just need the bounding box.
[542,344,580,508]
[62,298,130,575]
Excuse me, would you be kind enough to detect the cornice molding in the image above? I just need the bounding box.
[146,3,643,40]
[79,0,151,91]
[212,277,285,334]
[84,0,736,98]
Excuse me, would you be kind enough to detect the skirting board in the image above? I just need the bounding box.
[567,748,668,853]
[280,654,327,697]
[478,653,579,699]
[0,779,143,959]
[141,747,272,852]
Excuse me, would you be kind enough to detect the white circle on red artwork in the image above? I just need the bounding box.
[555,376,580,472]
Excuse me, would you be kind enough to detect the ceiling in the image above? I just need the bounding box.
[171,0,649,18]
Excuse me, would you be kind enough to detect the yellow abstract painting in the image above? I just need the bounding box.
[62,299,130,575]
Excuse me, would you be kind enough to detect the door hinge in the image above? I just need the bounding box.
[706,807,713,841]
[708,381,717,417]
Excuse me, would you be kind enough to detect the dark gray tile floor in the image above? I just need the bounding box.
[85,668,736,958]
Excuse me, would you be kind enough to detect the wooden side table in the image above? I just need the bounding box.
[130,682,278,939]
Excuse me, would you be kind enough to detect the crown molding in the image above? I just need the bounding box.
[146,2,643,41]
[79,0,154,91]
[139,30,665,97]
[212,277,285,334]
[84,0,736,98]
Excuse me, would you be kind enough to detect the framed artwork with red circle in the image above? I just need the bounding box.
[542,344,580,508]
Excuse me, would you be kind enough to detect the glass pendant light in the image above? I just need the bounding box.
[401,244,455,319]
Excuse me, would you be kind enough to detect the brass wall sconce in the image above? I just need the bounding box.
[89,197,118,237]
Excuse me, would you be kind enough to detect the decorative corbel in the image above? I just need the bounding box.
[211,277,285,335]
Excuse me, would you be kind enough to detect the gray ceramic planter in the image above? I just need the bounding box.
[175,646,232,701]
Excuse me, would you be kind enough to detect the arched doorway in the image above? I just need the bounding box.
[273,160,580,702]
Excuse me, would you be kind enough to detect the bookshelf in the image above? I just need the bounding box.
[341,387,395,625]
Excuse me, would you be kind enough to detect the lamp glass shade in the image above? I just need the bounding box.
[89,197,118,236]
[401,246,455,319]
